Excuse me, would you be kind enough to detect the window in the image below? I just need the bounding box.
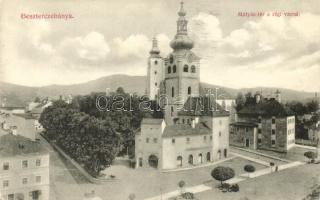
[168,66,171,74]
[3,162,9,170]
[36,159,41,167]
[258,138,262,144]
[22,178,28,185]
[154,60,158,65]
[172,138,175,144]
[272,129,276,135]
[272,118,276,124]
[245,128,249,132]
[3,180,9,188]
[187,119,190,124]
[210,136,213,140]
[36,176,41,183]
[153,138,157,143]
[183,65,189,72]
[182,119,185,124]
[22,160,28,168]
[173,65,176,73]
[203,136,207,141]
[172,87,174,97]
[219,132,221,137]
[271,140,276,145]
[188,87,191,95]
[258,128,262,134]
[186,137,190,143]
[258,117,262,123]
[146,138,149,143]
[154,71,157,75]
[155,82,158,86]
[191,65,196,73]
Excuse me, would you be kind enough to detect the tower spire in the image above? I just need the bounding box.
[149,37,160,56]
[170,1,194,51]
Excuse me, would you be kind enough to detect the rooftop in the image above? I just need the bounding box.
[162,122,211,138]
[141,118,164,125]
[0,133,48,157]
[230,122,258,127]
[178,96,230,117]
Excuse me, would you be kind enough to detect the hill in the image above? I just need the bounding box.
[0,75,317,106]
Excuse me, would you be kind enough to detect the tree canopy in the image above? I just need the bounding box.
[211,166,235,186]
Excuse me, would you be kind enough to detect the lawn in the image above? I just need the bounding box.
[196,163,320,200]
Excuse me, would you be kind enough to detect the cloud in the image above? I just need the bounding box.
[59,31,110,62]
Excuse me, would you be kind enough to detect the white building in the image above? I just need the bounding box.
[0,134,50,200]
[135,2,230,170]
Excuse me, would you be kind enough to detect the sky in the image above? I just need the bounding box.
[0,0,320,92]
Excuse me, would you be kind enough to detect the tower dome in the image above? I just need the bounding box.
[170,1,194,51]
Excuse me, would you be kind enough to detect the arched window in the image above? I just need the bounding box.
[188,87,191,95]
[154,60,158,65]
[183,65,189,72]
[198,153,203,163]
[172,87,174,97]
[168,66,171,74]
[188,155,193,165]
[191,65,196,73]
[173,65,177,73]
[206,152,211,162]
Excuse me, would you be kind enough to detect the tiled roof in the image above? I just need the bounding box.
[178,96,229,117]
[238,98,293,117]
[0,134,47,157]
[162,122,211,138]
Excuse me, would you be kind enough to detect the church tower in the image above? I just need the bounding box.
[164,1,201,125]
[147,37,165,100]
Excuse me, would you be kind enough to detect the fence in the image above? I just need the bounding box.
[295,139,317,147]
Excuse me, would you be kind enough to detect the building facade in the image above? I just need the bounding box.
[0,134,50,200]
[230,92,295,152]
[135,2,230,170]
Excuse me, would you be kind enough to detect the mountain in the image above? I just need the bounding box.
[0,74,317,106]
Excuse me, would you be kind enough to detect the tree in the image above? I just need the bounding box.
[178,180,186,195]
[304,151,317,163]
[235,93,245,112]
[306,100,319,113]
[211,166,235,187]
[244,164,256,178]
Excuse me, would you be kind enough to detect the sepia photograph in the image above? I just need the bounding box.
[0,0,320,199]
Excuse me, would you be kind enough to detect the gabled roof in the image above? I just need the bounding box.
[162,122,211,138]
[0,134,48,157]
[178,96,229,117]
[238,98,293,117]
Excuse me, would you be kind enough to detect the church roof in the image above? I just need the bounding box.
[162,122,211,138]
[0,133,48,157]
[178,96,229,117]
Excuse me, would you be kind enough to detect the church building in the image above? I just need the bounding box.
[135,2,230,170]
